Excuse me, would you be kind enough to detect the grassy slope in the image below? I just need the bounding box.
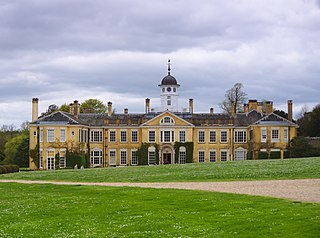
[0,183,319,238]
[1,157,319,182]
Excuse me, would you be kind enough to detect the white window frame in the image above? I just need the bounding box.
[91,130,103,142]
[46,149,55,170]
[47,129,55,143]
[120,130,127,143]
[234,130,247,143]
[39,149,43,169]
[198,150,205,163]
[220,150,228,161]
[179,146,186,164]
[90,149,103,167]
[109,130,116,142]
[148,147,156,165]
[209,130,216,143]
[131,149,138,165]
[131,130,138,143]
[198,130,205,143]
[109,149,116,166]
[284,128,288,142]
[271,128,280,142]
[234,149,247,161]
[120,149,127,165]
[220,130,228,143]
[59,149,66,168]
[261,128,267,143]
[148,130,156,143]
[39,128,43,142]
[209,150,216,162]
[60,128,66,142]
[179,130,186,142]
[160,116,175,125]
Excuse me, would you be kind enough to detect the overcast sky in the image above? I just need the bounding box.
[0,0,319,127]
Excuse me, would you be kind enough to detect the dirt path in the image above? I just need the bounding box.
[1,179,319,203]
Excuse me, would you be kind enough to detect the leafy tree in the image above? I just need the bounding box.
[59,103,70,112]
[80,99,107,114]
[3,131,29,167]
[297,104,320,136]
[274,110,288,119]
[287,136,318,158]
[0,125,19,163]
[220,83,247,114]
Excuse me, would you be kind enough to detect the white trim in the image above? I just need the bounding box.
[140,111,194,127]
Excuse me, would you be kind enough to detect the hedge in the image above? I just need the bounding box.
[0,165,19,174]
[258,151,268,159]
[270,151,281,159]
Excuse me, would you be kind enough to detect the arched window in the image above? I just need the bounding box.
[160,116,175,125]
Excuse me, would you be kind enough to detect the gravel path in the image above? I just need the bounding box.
[1,179,319,203]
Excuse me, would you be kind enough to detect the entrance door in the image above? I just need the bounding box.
[163,153,171,164]
[47,157,55,170]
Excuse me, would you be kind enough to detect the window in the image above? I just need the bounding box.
[210,150,216,162]
[284,128,288,142]
[160,116,174,124]
[261,128,267,142]
[47,150,55,170]
[90,150,103,166]
[79,129,88,143]
[160,130,175,143]
[109,150,116,166]
[198,131,205,143]
[164,131,171,142]
[198,151,205,163]
[220,150,228,161]
[40,128,43,142]
[131,150,138,165]
[120,150,127,165]
[39,149,43,169]
[271,128,280,142]
[33,131,37,136]
[162,88,165,92]
[234,130,247,143]
[179,147,186,164]
[179,130,186,142]
[60,129,66,142]
[131,130,138,143]
[59,150,66,168]
[220,130,228,143]
[47,129,54,142]
[110,130,116,142]
[209,130,216,143]
[120,130,127,143]
[148,130,155,142]
[148,152,156,165]
[91,130,102,142]
[71,131,75,136]
[234,150,246,161]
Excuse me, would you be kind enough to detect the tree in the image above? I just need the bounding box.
[59,103,70,112]
[0,125,19,163]
[3,131,29,167]
[297,104,320,136]
[80,99,107,114]
[220,83,247,114]
[274,110,288,119]
[287,136,318,158]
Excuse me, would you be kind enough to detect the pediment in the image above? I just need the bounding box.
[253,113,296,126]
[141,111,194,127]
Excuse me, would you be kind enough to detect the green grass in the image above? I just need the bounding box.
[0,183,319,237]
[1,157,319,182]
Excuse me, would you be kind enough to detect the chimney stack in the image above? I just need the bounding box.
[210,108,214,114]
[32,98,39,122]
[124,108,128,114]
[231,101,236,116]
[288,100,293,121]
[189,98,194,114]
[73,100,80,117]
[265,101,273,114]
[145,98,150,114]
[107,102,113,116]
[248,99,258,111]
[243,103,249,113]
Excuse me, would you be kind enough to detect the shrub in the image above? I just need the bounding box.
[270,151,281,159]
[246,151,253,160]
[0,166,6,174]
[4,165,13,173]
[258,151,268,159]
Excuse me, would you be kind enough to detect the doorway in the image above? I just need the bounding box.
[163,153,172,164]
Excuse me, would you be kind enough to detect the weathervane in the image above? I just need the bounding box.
[168,59,171,75]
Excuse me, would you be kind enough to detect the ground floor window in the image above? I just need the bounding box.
[109,150,116,165]
[148,151,156,165]
[47,150,55,170]
[210,150,216,162]
[90,150,103,166]
[120,150,127,165]
[131,150,138,165]
[198,151,205,163]
[59,150,66,168]
[234,150,246,161]
[39,149,43,169]
[179,151,186,164]
[220,150,228,161]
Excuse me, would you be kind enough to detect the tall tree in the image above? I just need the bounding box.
[59,103,70,112]
[297,104,320,136]
[80,99,107,114]
[220,83,247,114]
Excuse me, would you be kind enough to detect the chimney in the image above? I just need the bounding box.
[265,101,273,114]
[231,101,236,116]
[189,98,194,114]
[145,98,150,114]
[32,98,39,122]
[288,100,293,121]
[257,101,263,113]
[210,108,214,114]
[73,100,80,117]
[243,103,249,113]
[108,102,113,116]
[124,108,128,114]
[69,103,74,114]
[248,99,258,111]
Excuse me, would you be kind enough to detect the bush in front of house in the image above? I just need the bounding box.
[0,165,19,174]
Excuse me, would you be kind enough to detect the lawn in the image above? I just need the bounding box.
[0,183,319,237]
[1,157,319,183]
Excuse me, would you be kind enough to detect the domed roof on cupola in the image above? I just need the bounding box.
[160,59,179,86]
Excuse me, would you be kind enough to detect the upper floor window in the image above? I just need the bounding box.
[149,130,155,142]
[47,129,54,142]
[79,129,88,143]
[179,130,186,142]
[109,130,116,142]
[120,130,127,143]
[131,130,138,143]
[271,128,280,142]
[209,130,216,143]
[91,130,102,142]
[160,116,175,125]
[284,128,288,142]
[60,129,66,142]
[198,130,205,143]
[261,128,267,142]
[234,130,247,143]
[39,128,43,142]
[220,130,228,143]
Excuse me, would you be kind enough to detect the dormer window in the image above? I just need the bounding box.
[160,116,175,125]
